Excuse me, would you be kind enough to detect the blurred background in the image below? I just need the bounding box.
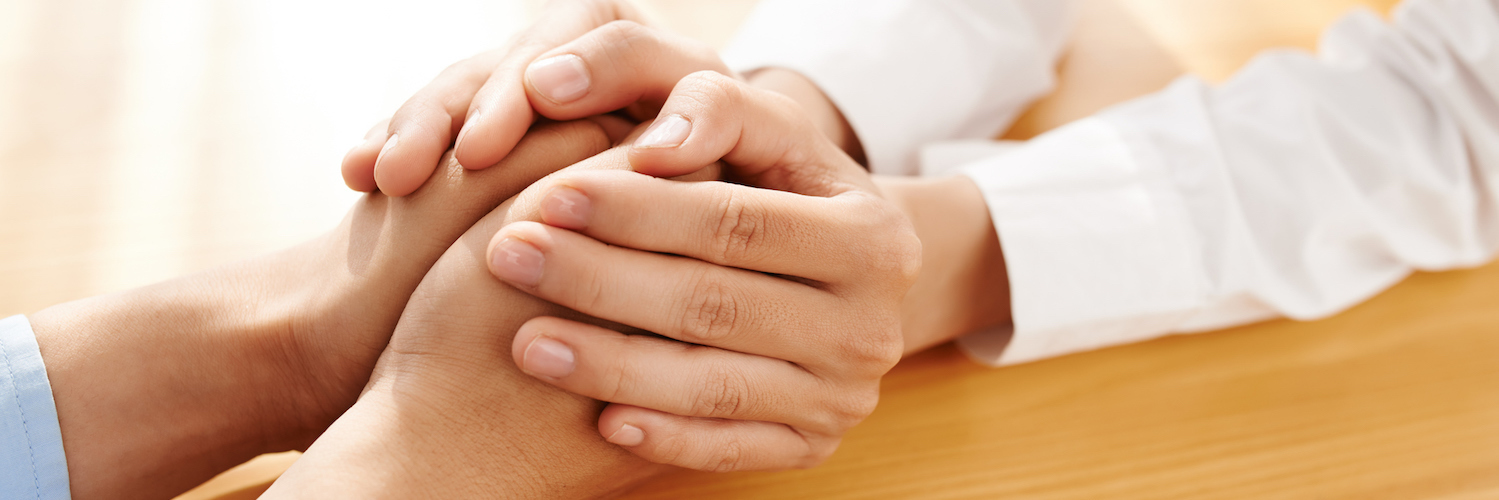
[17,2,1499,500]
[0,0,756,316]
[0,0,1391,316]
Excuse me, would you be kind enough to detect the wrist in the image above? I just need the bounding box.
[874,174,1012,354]
[29,257,321,499]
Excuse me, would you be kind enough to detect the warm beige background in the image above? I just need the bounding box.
[5,0,1498,498]
[0,0,760,318]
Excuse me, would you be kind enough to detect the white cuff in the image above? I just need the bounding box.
[955,117,1209,365]
[723,0,1059,176]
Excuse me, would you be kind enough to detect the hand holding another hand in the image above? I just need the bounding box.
[284,7,921,494]
[491,70,921,471]
[342,0,731,196]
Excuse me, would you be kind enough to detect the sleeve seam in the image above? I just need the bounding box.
[0,328,45,499]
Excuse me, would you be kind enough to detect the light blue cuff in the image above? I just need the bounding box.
[1,315,70,499]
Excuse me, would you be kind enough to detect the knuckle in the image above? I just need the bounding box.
[689,360,749,418]
[850,198,924,285]
[676,268,742,343]
[835,320,904,372]
[598,344,636,402]
[878,324,907,367]
[709,187,763,264]
[598,19,649,41]
[393,101,451,138]
[838,387,882,427]
[568,262,610,312]
[590,20,657,70]
[893,232,924,286]
[650,432,693,466]
[677,70,743,109]
[814,383,880,433]
[435,57,476,82]
[707,437,746,472]
[799,439,841,469]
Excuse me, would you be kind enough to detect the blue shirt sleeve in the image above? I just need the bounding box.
[1,315,71,499]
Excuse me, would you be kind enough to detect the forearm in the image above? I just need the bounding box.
[874,175,1011,354]
[28,248,325,499]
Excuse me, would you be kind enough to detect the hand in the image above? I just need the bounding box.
[27,119,613,498]
[488,71,920,471]
[270,145,673,498]
[341,0,733,196]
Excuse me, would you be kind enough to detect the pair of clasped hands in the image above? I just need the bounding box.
[251,1,919,497]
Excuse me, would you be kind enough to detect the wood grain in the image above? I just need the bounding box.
[6,0,1492,498]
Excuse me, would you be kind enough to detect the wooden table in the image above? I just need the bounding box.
[6,0,1497,498]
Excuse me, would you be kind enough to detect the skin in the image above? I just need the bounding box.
[21,3,1014,497]
[265,148,666,499]
[27,120,617,499]
[487,70,921,469]
[354,13,1013,472]
[876,174,1012,354]
[343,0,657,196]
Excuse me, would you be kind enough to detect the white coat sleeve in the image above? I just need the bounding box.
[957,0,1499,365]
[721,0,1075,175]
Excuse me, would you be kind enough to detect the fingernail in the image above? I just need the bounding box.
[541,186,591,229]
[348,135,378,156]
[528,54,591,103]
[607,424,645,447]
[453,119,479,169]
[376,133,400,162]
[634,115,690,149]
[455,110,482,148]
[490,236,544,287]
[522,336,575,379]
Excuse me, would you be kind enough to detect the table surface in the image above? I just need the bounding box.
[8,0,1498,498]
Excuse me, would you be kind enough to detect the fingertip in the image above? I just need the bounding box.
[526,53,592,105]
[627,146,705,179]
[372,133,441,197]
[632,114,691,149]
[486,228,546,288]
[453,109,498,170]
[512,318,545,366]
[453,123,520,171]
[599,404,650,447]
[340,139,380,192]
[371,134,409,196]
[453,98,534,170]
[538,184,592,230]
[626,115,711,178]
[606,423,646,447]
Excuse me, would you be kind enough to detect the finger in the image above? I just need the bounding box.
[581,114,636,145]
[452,0,645,172]
[598,404,838,472]
[487,221,867,366]
[512,317,858,432]
[396,119,612,230]
[522,20,730,122]
[628,71,872,196]
[341,118,391,192]
[371,52,506,196]
[533,169,902,282]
